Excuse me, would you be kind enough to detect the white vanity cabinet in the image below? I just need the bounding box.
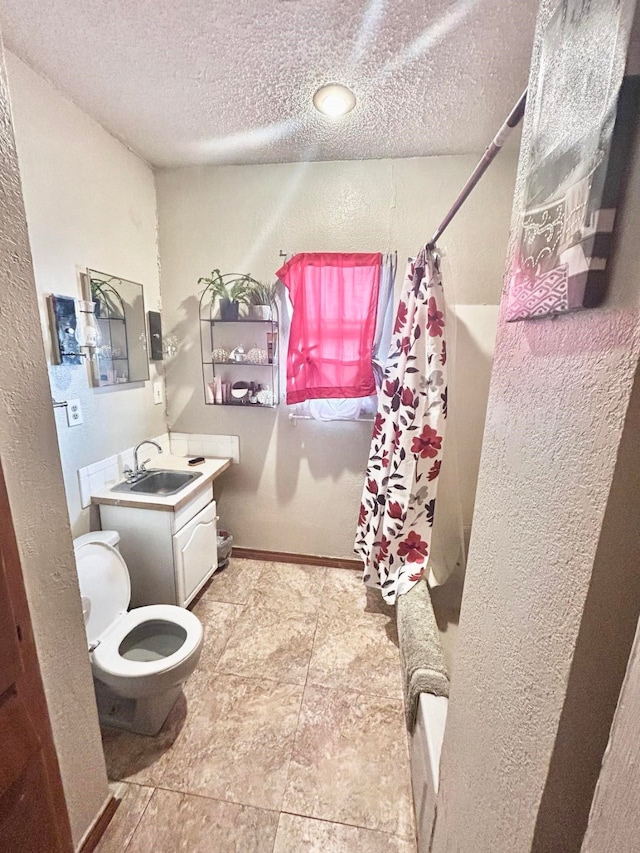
[98,483,218,608]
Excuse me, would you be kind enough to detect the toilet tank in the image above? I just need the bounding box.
[73,530,121,550]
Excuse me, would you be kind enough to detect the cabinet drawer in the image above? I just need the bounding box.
[172,500,217,606]
[172,483,214,534]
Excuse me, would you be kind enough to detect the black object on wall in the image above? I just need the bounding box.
[47,294,84,365]
[148,311,163,361]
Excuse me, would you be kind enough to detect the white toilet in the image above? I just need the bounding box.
[74,531,204,736]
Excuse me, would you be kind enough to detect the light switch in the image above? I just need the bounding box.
[153,381,164,405]
[66,399,83,426]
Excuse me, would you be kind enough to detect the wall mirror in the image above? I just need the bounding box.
[87,269,150,387]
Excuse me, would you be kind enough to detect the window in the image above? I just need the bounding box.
[276,253,396,414]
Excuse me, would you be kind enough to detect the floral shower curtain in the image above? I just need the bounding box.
[354,246,447,604]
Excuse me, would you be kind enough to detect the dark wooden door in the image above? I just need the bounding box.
[0,464,73,852]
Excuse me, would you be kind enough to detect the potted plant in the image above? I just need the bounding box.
[198,269,228,318]
[198,269,258,320]
[90,277,124,319]
[248,281,277,320]
[225,275,255,320]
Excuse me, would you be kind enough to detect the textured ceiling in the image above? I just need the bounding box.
[0,0,538,167]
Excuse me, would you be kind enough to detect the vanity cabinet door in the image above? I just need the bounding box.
[172,501,217,606]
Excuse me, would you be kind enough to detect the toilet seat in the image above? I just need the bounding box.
[92,604,203,680]
[75,540,131,648]
[74,539,204,699]
[74,532,204,724]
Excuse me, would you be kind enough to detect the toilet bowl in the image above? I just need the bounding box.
[74,531,204,735]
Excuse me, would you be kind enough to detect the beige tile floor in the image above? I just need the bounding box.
[97,558,416,853]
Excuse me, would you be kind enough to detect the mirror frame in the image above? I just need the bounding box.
[85,268,150,388]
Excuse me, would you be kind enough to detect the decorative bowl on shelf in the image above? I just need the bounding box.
[257,387,275,406]
[247,347,268,364]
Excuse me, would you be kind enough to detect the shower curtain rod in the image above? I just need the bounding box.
[426,89,527,249]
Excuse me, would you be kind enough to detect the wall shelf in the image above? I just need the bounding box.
[199,299,279,408]
[210,401,277,409]
[208,318,276,325]
[203,360,278,367]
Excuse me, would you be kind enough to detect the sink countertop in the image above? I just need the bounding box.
[90,455,231,512]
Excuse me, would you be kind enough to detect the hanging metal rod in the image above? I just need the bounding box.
[426,89,527,249]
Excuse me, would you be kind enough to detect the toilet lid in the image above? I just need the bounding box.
[75,542,131,646]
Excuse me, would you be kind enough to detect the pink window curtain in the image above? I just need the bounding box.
[276,253,382,405]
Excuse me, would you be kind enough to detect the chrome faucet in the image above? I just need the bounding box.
[124,440,163,483]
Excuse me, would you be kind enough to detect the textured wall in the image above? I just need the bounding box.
[580,17,640,851]
[155,154,515,560]
[5,52,166,536]
[433,0,640,850]
[0,38,108,849]
[431,303,499,581]
[581,606,640,852]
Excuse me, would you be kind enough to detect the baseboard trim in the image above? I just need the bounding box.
[232,547,362,570]
[78,795,120,853]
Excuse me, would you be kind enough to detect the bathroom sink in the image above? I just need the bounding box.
[112,469,203,496]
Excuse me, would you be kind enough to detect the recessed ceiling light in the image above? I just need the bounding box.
[313,83,357,117]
